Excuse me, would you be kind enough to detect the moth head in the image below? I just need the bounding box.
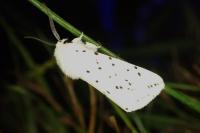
[56,39,69,46]
[48,15,82,46]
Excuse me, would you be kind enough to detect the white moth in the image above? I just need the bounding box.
[54,34,165,112]
[46,13,164,112]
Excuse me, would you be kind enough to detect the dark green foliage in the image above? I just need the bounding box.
[0,0,199,132]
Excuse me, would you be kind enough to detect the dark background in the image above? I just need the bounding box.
[0,0,200,133]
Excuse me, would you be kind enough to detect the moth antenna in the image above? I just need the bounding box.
[43,3,61,41]
[24,36,55,46]
[49,16,61,41]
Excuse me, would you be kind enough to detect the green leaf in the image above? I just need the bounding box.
[111,102,138,133]
[165,86,200,113]
[167,82,200,92]
[27,0,118,58]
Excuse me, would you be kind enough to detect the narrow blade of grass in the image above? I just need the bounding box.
[164,86,200,113]
[0,16,50,91]
[7,85,38,133]
[27,0,118,58]
[131,112,148,133]
[0,17,35,69]
[167,82,200,91]
[139,113,200,130]
[111,102,138,133]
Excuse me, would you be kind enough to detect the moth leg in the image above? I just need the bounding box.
[72,32,84,43]
[72,32,101,52]
[85,42,100,52]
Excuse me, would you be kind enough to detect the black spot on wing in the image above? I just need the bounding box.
[147,82,160,89]
[137,72,141,77]
[134,66,138,69]
[86,70,90,73]
[106,90,110,94]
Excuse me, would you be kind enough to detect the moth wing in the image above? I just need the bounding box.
[78,50,164,112]
[55,38,164,112]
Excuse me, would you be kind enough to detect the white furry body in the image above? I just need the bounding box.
[54,36,165,112]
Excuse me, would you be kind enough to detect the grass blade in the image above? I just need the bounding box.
[28,0,118,58]
[165,86,200,113]
[111,103,138,133]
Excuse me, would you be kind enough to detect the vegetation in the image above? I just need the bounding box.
[0,0,199,132]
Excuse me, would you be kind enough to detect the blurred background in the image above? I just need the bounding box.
[0,0,200,133]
